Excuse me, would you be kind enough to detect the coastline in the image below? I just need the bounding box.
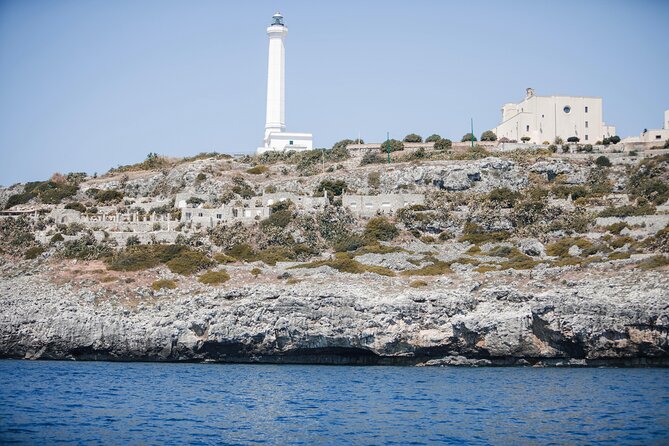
[2,263,667,367]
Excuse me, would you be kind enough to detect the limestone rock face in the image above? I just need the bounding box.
[1,269,667,366]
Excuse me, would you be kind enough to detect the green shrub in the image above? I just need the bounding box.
[260,209,293,229]
[608,251,631,260]
[226,244,257,262]
[333,234,368,252]
[152,279,177,290]
[403,133,422,143]
[251,267,262,276]
[126,235,141,246]
[95,189,124,203]
[360,151,384,166]
[198,269,230,285]
[214,253,236,264]
[545,237,593,257]
[480,130,497,141]
[364,217,399,241]
[425,134,441,143]
[166,250,216,275]
[638,255,669,270]
[106,244,186,271]
[402,259,451,276]
[255,246,294,266]
[458,222,510,245]
[595,156,612,167]
[246,165,269,175]
[332,138,362,151]
[50,233,65,243]
[487,245,517,257]
[461,133,477,143]
[499,255,540,270]
[5,192,37,209]
[605,222,628,235]
[24,246,44,260]
[316,179,347,196]
[63,235,112,260]
[379,139,404,153]
[64,202,86,212]
[487,188,520,207]
[434,138,452,151]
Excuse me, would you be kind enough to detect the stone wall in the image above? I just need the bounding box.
[342,193,425,218]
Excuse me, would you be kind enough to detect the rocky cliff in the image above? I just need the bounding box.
[1,261,667,367]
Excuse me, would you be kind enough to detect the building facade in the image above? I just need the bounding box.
[257,13,313,154]
[493,88,616,144]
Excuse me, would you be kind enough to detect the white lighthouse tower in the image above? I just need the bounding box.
[257,12,313,154]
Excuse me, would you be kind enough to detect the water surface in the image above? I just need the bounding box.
[0,361,667,445]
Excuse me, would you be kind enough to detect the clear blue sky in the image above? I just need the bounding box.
[1,0,668,185]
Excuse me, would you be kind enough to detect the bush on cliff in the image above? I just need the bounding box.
[364,217,399,242]
[63,234,113,260]
[166,250,215,275]
[151,279,177,291]
[198,269,230,285]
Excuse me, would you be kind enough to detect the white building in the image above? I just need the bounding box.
[257,13,313,154]
[623,109,669,144]
[492,88,616,144]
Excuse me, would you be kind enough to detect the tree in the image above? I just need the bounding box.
[480,130,497,141]
[425,134,441,143]
[434,138,452,151]
[461,133,477,143]
[567,136,580,143]
[554,136,564,145]
[379,139,404,153]
[403,133,422,143]
[521,136,531,143]
[595,156,612,167]
[609,135,621,144]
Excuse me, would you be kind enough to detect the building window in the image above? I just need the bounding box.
[216,214,222,219]
[657,135,662,140]
[289,140,294,145]
[526,125,530,131]
[541,114,544,118]
[185,212,191,219]
[198,212,203,217]
[585,135,589,141]
[585,121,588,128]
[563,106,571,114]
[585,106,588,113]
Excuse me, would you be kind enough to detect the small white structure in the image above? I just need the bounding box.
[493,88,616,144]
[623,109,669,144]
[257,13,313,154]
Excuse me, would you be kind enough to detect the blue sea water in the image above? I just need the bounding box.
[0,361,667,445]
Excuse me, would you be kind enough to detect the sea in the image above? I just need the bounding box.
[0,360,667,445]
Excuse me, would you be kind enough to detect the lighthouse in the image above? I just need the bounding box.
[257,12,313,154]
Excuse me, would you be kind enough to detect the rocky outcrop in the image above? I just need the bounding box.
[1,267,667,366]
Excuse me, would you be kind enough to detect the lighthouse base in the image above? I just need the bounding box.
[257,131,313,154]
